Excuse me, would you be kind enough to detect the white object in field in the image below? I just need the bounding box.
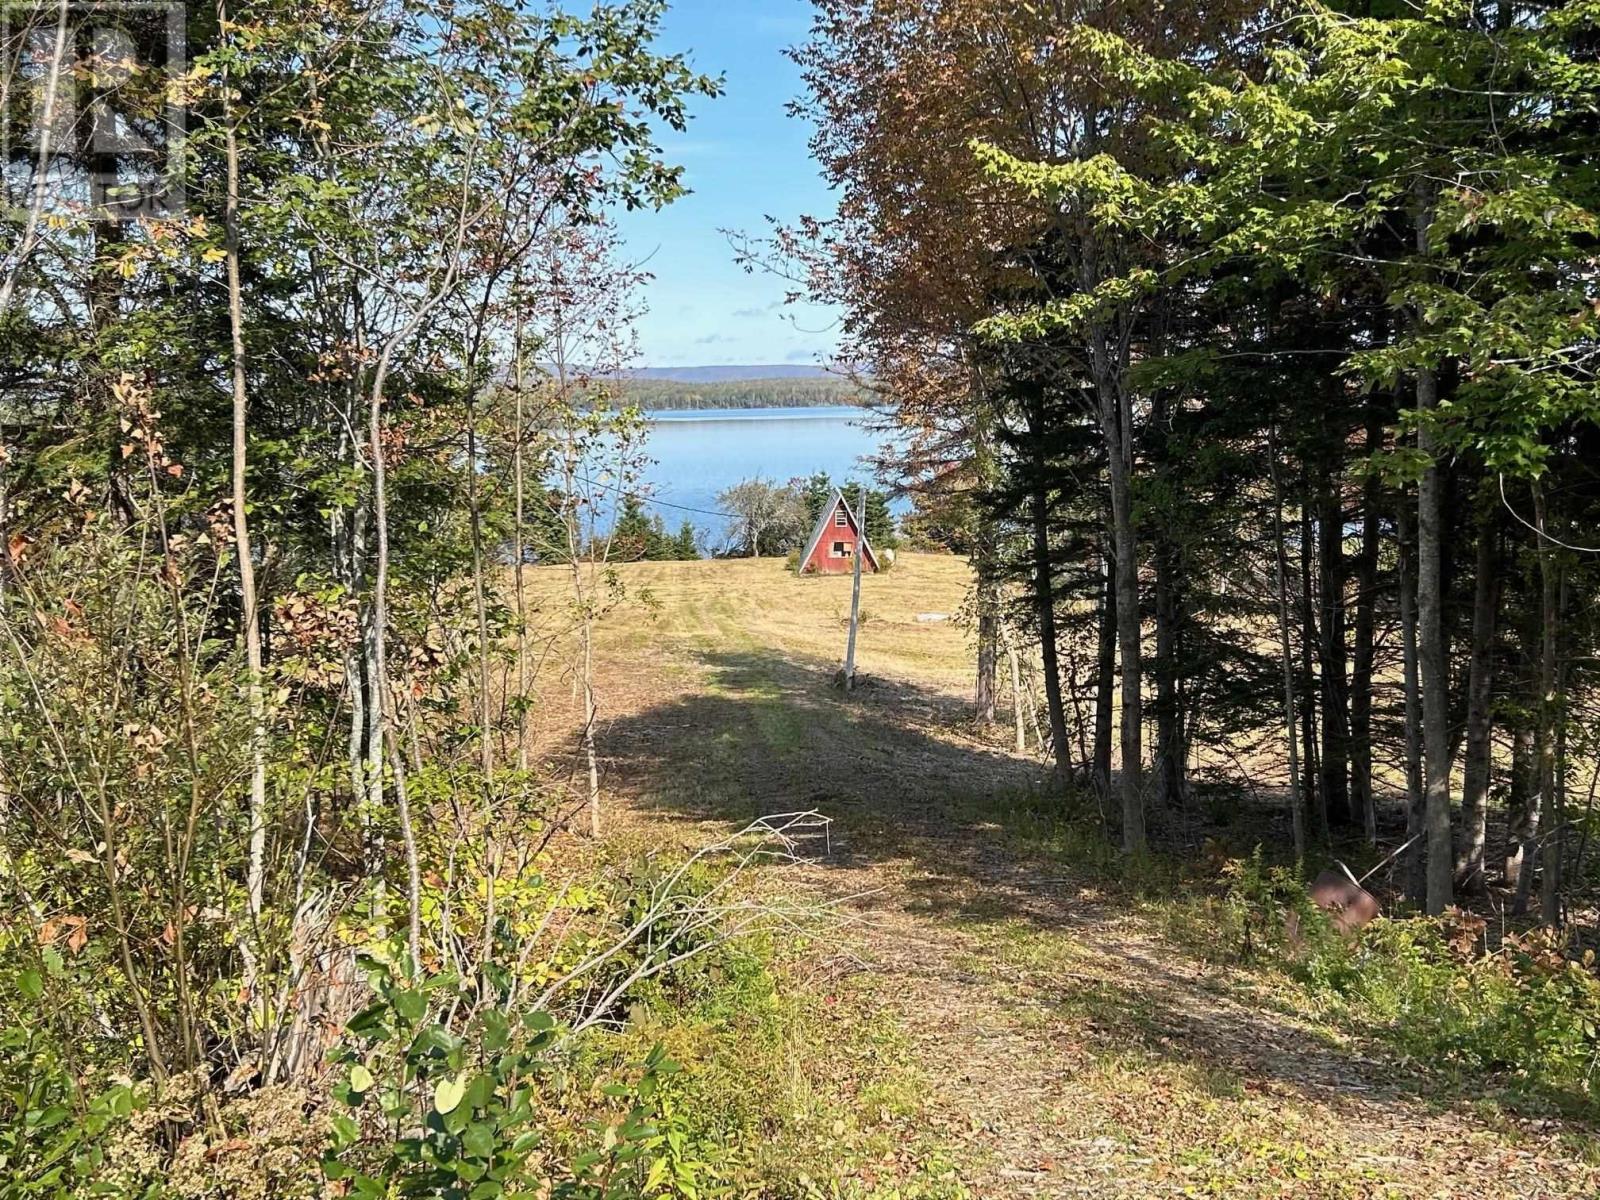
[915,612,949,623]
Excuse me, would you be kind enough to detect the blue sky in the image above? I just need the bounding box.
[611,0,841,368]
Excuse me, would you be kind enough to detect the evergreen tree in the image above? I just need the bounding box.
[671,520,700,560]
[611,494,655,561]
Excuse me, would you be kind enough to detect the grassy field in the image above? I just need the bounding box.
[575,551,982,685]
[524,553,1600,1199]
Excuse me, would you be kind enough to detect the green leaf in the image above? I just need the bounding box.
[17,970,43,1001]
[433,1076,466,1115]
[393,989,427,1023]
[331,1113,361,1148]
[480,1009,510,1052]
[345,1002,390,1037]
[349,1064,374,1093]
[644,1156,670,1193]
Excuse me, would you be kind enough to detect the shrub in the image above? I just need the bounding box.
[0,973,143,1199]
[323,953,727,1199]
[1203,850,1600,1110]
[1301,922,1600,1105]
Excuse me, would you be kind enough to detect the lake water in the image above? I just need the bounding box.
[635,406,904,550]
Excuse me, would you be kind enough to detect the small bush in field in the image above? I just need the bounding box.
[323,953,725,1200]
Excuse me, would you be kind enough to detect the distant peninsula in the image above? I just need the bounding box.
[616,365,872,411]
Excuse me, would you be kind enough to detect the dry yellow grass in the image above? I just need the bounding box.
[526,550,978,686]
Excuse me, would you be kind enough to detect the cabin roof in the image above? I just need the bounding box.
[799,488,880,572]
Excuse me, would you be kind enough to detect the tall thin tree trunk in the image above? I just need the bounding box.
[1298,496,1325,843]
[1028,455,1071,783]
[1151,389,1182,813]
[1093,535,1116,795]
[581,618,600,837]
[1349,412,1382,845]
[1098,371,1144,852]
[1414,190,1454,916]
[1397,498,1426,903]
[1317,463,1351,827]
[219,37,268,993]
[1153,533,1183,813]
[466,366,494,781]
[368,359,423,965]
[1533,481,1560,926]
[1508,722,1538,895]
[975,571,999,725]
[1270,435,1306,862]
[335,491,368,806]
[553,315,604,837]
[512,322,530,774]
[971,375,1000,726]
[1002,621,1027,754]
[1457,499,1499,894]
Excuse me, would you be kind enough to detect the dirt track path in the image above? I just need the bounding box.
[555,560,1600,1197]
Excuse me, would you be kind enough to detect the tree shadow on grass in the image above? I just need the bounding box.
[592,646,1081,895]
[583,645,1600,1147]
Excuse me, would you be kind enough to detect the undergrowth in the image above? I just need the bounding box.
[962,789,1600,1125]
[1,835,971,1200]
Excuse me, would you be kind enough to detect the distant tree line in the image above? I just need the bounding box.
[620,375,870,411]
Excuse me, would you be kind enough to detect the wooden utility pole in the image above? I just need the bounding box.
[844,485,864,691]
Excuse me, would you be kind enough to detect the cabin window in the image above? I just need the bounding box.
[832,541,847,556]
[834,509,848,527]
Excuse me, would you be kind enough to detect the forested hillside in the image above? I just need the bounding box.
[620,373,868,409]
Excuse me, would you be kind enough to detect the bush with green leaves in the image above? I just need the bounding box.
[0,969,143,1199]
[1300,921,1600,1109]
[1189,848,1600,1111]
[323,954,726,1199]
